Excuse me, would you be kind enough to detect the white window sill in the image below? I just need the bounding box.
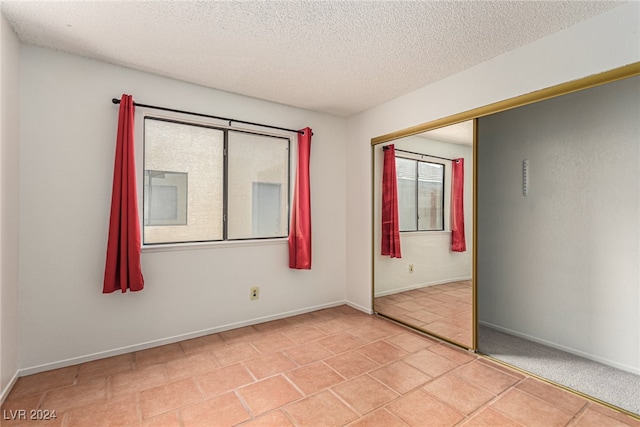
[400,230,451,237]
[141,237,288,253]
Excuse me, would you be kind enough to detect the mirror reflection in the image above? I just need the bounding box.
[373,120,475,349]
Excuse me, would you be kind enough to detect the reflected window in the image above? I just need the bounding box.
[144,170,187,226]
[396,157,444,231]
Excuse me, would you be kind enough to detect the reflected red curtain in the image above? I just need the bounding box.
[381,145,401,258]
[451,158,466,252]
[289,127,312,269]
[103,94,145,293]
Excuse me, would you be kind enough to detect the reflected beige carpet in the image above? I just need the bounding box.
[479,325,640,416]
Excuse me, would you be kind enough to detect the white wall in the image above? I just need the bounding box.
[0,13,20,401]
[477,75,639,373]
[345,2,640,311]
[18,46,348,372]
[374,137,473,296]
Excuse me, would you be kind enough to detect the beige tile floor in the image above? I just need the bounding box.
[2,305,639,427]
[375,281,473,347]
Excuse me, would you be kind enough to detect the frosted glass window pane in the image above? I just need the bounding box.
[143,118,224,244]
[418,162,444,230]
[396,157,417,231]
[227,131,289,239]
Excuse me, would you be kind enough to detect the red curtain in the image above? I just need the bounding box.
[103,94,145,293]
[451,158,466,252]
[381,145,401,258]
[289,127,312,269]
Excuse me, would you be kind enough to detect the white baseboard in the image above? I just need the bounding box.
[18,300,350,377]
[479,321,640,376]
[346,300,373,314]
[374,276,472,298]
[0,370,19,405]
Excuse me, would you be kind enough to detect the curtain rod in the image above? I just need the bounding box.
[383,146,454,162]
[111,98,308,135]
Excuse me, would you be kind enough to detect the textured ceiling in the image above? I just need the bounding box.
[420,120,474,146]
[0,1,624,116]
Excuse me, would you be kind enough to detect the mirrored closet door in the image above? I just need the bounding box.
[372,120,476,350]
[370,62,639,417]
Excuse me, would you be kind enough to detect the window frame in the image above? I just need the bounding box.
[396,154,446,233]
[142,115,292,246]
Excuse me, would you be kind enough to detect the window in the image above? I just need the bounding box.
[144,170,188,226]
[143,117,290,244]
[396,156,444,232]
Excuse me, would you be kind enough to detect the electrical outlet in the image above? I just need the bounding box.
[409,264,414,273]
[250,287,259,300]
